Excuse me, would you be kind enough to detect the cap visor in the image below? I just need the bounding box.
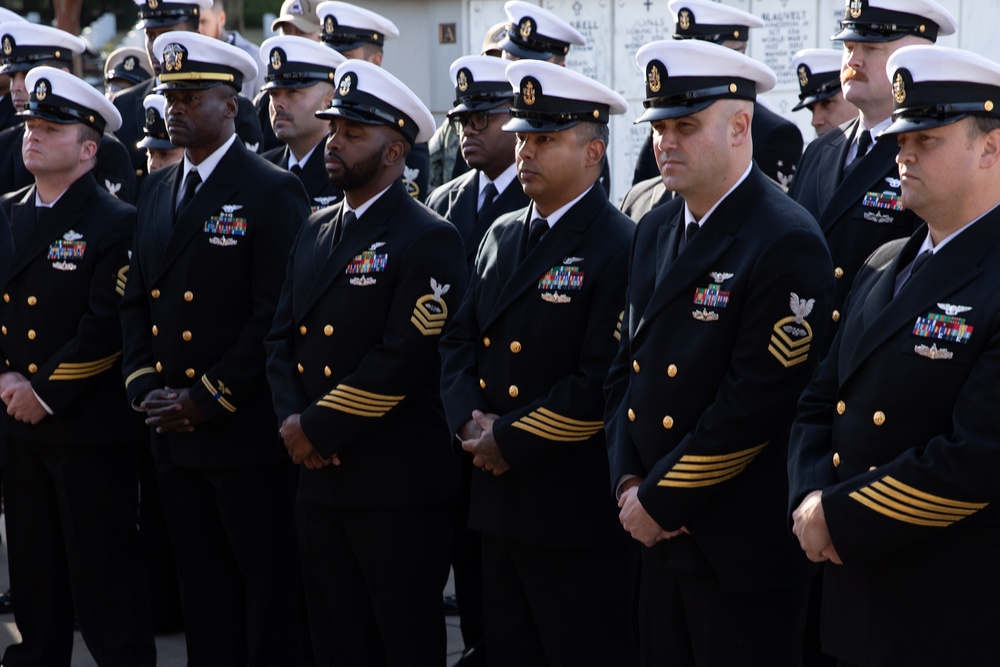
[315,106,388,126]
[792,90,839,112]
[501,116,581,133]
[137,136,175,150]
[261,79,321,91]
[830,27,907,43]
[136,16,191,30]
[449,99,511,115]
[880,113,968,139]
[633,99,716,124]
[497,36,553,61]
[153,80,224,92]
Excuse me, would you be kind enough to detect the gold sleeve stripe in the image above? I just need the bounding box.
[849,492,951,527]
[125,366,156,387]
[201,375,237,413]
[316,384,404,417]
[613,310,624,342]
[50,352,122,381]
[658,443,767,488]
[675,443,767,464]
[882,476,989,510]
[848,475,988,527]
[511,407,603,442]
[116,265,129,297]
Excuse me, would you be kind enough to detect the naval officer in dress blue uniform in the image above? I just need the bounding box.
[259,35,345,212]
[790,48,858,138]
[120,32,309,667]
[265,58,467,667]
[0,67,154,667]
[788,0,956,353]
[790,45,1000,667]
[440,59,638,666]
[606,40,834,666]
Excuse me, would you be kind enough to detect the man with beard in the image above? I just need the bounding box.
[0,22,136,202]
[424,54,528,667]
[259,35,345,211]
[314,1,431,201]
[788,0,956,354]
[265,59,466,666]
[120,32,309,666]
[112,0,262,185]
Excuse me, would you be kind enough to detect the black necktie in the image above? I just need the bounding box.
[857,129,873,156]
[679,221,699,252]
[290,164,302,177]
[335,210,356,245]
[480,182,498,215]
[895,249,933,295]
[525,218,548,255]
[176,168,201,215]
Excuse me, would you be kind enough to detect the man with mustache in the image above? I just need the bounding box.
[265,59,466,666]
[120,32,309,666]
[788,0,956,354]
[259,35,345,212]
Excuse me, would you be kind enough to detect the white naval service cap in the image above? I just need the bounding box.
[791,48,845,111]
[316,59,435,145]
[634,39,776,123]
[259,35,345,90]
[152,31,258,92]
[0,22,87,75]
[503,59,627,133]
[668,0,764,43]
[104,46,153,87]
[0,8,27,24]
[881,45,1000,138]
[138,94,174,150]
[448,55,515,116]
[315,1,399,53]
[499,1,585,61]
[21,66,122,133]
[133,0,213,30]
[831,0,956,43]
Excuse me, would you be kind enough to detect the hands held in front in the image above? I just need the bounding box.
[279,413,340,469]
[141,387,206,433]
[461,410,510,476]
[792,490,842,565]
[618,478,687,547]
[0,372,47,424]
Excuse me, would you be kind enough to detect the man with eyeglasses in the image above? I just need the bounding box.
[425,54,528,667]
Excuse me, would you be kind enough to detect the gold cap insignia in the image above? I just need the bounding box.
[457,69,468,92]
[338,72,352,96]
[522,80,536,105]
[519,17,533,40]
[678,9,692,30]
[324,15,335,35]
[124,56,136,71]
[162,43,185,73]
[145,107,158,126]
[648,64,661,94]
[148,0,159,9]
[270,48,282,70]
[35,80,47,102]
[798,65,809,88]
[2,36,11,56]
[849,0,862,19]
[893,71,906,104]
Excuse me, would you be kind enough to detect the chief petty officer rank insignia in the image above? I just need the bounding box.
[411,277,450,336]
[768,292,815,368]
